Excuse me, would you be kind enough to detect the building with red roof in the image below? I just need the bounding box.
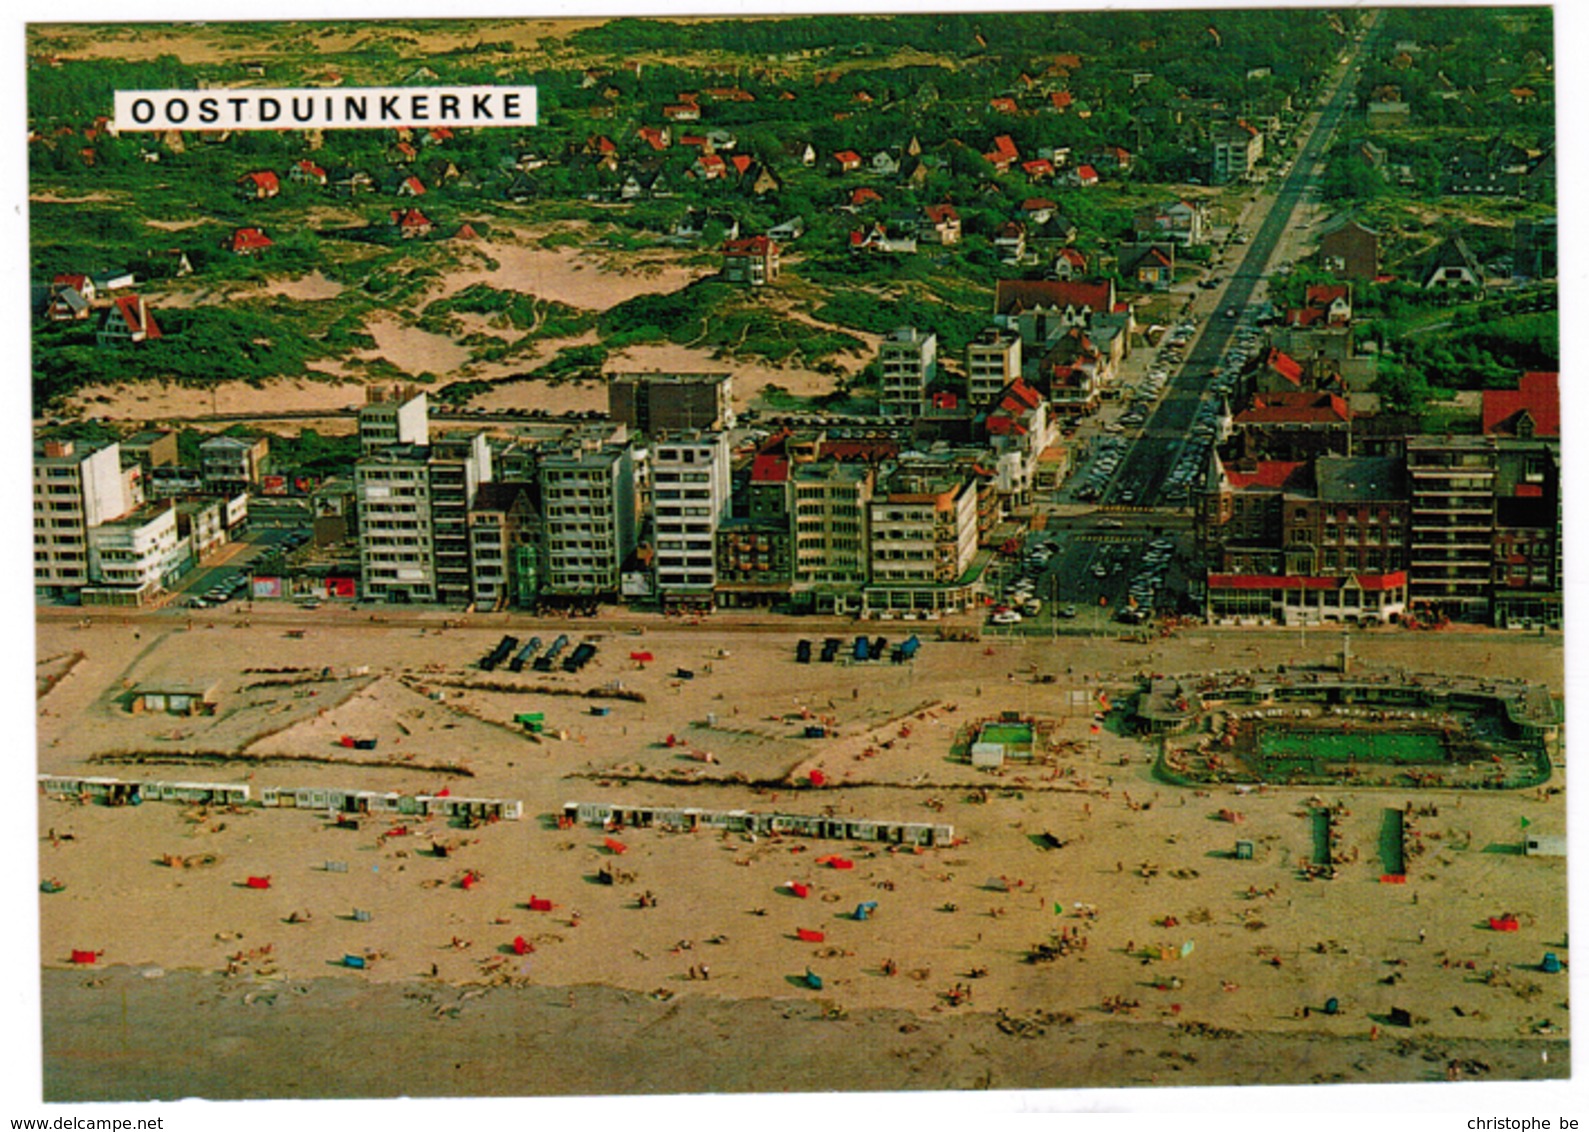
[1482,371,1558,439]
[290,159,327,185]
[389,208,433,238]
[691,153,727,181]
[228,227,274,256]
[1205,570,1408,625]
[983,134,1019,172]
[237,170,280,199]
[722,235,780,286]
[921,203,962,245]
[96,294,162,347]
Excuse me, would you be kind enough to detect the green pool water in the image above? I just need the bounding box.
[978,723,1034,747]
[1257,727,1447,766]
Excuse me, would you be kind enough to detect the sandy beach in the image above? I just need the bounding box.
[34,611,1569,1098]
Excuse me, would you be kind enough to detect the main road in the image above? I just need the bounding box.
[1102,12,1383,511]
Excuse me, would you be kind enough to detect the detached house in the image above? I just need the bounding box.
[984,134,1020,172]
[993,221,1029,265]
[1050,246,1088,280]
[46,274,95,321]
[833,150,862,173]
[850,223,917,255]
[46,287,90,322]
[1117,243,1175,291]
[920,204,961,245]
[1420,235,1484,292]
[1092,145,1132,173]
[389,208,434,239]
[289,159,328,186]
[329,167,374,196]
[228,227,274,256]
[96,295,162,347]
[237,170,280,200]
[691,153,728,181]
[1134,198,1208,246]
[1285,284,1352,329]
[722,235,780,287]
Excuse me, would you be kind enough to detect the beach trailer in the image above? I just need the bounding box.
[509,638,542,673]
[480,635,519,672]
[535,635,570,672]
[1525,835,1567,857]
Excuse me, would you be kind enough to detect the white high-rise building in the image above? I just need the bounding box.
[879,326,938,418]
[966,328,1023,405]
[651,432,731,609]
[34,439,129,597]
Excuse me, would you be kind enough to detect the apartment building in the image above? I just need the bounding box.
[608,372,734,435]
[34,439,128,598]
[791,461,873,613]
[353,429,492,605]
[537,440,639,600]
[878,327,938,419]
[85,503,184,605]
[965,328,1023,405]
[864,470,980,617]
[355,445,437,602]
[428,432,493,605]
[200,434,269,495]
[359,385,430,454]
[651,431,731,610]
[468,482,537,610]
[1405,435,1498,620]
[1211,120,1263,184]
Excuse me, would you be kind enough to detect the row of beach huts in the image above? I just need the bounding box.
[563,800,954,847]
[38,775,523,821]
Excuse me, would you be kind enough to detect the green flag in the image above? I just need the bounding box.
[1522,817,1532,829]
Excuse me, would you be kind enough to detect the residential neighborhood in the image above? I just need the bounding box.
[28,6,1557,635]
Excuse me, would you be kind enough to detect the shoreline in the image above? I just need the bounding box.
[43,966,1568,1101]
